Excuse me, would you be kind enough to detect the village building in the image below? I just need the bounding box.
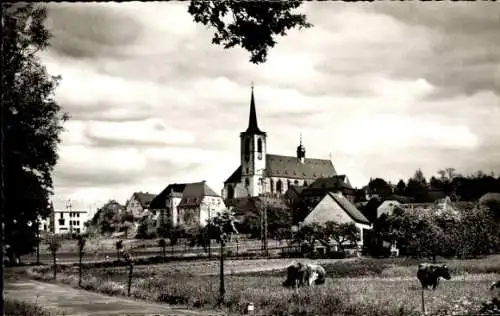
[124,192,157,219]
[301,192,372,251]
[151,181,226,228]
[48,199,90,234]
[223,87,337,206]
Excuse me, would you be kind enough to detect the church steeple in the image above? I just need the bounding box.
[297,133,306,163]
[244,83,265,135]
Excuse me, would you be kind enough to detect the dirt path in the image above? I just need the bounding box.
[5,279,223,316]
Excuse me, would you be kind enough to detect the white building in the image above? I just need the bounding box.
[151,181,226,228]
[49,200,90,234]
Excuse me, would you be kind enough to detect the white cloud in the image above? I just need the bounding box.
[40,2,500,207]
[85,119,195,146]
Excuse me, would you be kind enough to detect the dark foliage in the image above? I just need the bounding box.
[2,3,68,260]
[188,1,312,64]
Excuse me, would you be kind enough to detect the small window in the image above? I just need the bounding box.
[77,213,80,218]
[58,219,65,226]
[245,178,250,187]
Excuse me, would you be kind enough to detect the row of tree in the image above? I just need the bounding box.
[366,168,500,203]
[368,205,500,260]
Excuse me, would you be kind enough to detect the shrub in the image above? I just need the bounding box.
[4,298,54,316]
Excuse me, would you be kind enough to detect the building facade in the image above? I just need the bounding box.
[125,192,157,218]
[223,87,337,205]
[151,181,226,228]
[49,200,90,234]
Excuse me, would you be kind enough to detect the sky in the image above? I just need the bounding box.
[39,2,500,211]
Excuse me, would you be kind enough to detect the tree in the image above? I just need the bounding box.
[209,209,239,305]
[368,178,393,197]
[76,234,86,286]
[395,179,406,195]
[47,234,61,279]
[115,239,123,261]
[169,225,185,255]
[188,1,312,64]
[158,238,167,258]
[322,221,360,252]
[1,3,69,265]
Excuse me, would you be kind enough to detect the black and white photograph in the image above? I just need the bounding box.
[2,1,500,315]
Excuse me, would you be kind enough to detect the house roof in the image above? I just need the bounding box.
[307,175,353,190]
[131,192,157,209]
[328,192,370,225]
[150,183,187,209]
[303,192,370,225]
[384,194,414,204]
[178,181,220,208]
[479,192,500,204]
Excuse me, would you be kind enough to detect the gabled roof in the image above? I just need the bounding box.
[178,181,220,208]
[307,175,353,190]
[304,192,370,225]
[131,192,157,209]
[150,183,187,209]
[265,154,336,179]
[224,166,242,184]
[328,192,370,225]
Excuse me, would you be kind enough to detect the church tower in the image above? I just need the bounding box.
[240,85,267,196]
[297,133,306,164]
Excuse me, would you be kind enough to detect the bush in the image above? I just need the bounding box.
[4,298,54,316]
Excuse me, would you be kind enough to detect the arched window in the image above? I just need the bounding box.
[245,178,250,187]
[270,179,274,193]
[244,138,251,161]
[276,179,283,193]
[227,186,234,199]
[287,180,291,189]
[304,181,308,187]
[294,180,299,186]
[257,138,263,160]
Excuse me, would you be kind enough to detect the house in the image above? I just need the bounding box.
[49,200,90,234]
[301,192,372,249]
[222,87,337,205]
[300,175,356,204]
[376,195,414,218]
[125,192,157,219]
[151,181,226,228]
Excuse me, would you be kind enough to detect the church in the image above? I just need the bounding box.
[222,87,338,204]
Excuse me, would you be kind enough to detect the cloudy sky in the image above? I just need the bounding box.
[40,2,500,210]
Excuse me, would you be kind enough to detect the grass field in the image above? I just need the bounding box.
[29,256,500,315]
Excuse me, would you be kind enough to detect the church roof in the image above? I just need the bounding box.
[224,154,337,184]
[265,154,336,179]
[224,166,242,184]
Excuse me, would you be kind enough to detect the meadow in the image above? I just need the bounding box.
[29,256,500,315]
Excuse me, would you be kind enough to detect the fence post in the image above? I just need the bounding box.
[421,287,425,314]
[128,263,134,296]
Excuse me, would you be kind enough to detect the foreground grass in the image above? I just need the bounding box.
[29,256,500,316]
[4,298,54,316]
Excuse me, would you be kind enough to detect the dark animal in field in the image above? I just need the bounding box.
[491,280,500,290]
[283,262,326,288]
[417,263,451,290]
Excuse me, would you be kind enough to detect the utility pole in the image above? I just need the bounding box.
[258,175,268,256]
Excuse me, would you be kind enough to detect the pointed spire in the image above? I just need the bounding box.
[245,83,265,134]
[299,133,303,146]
